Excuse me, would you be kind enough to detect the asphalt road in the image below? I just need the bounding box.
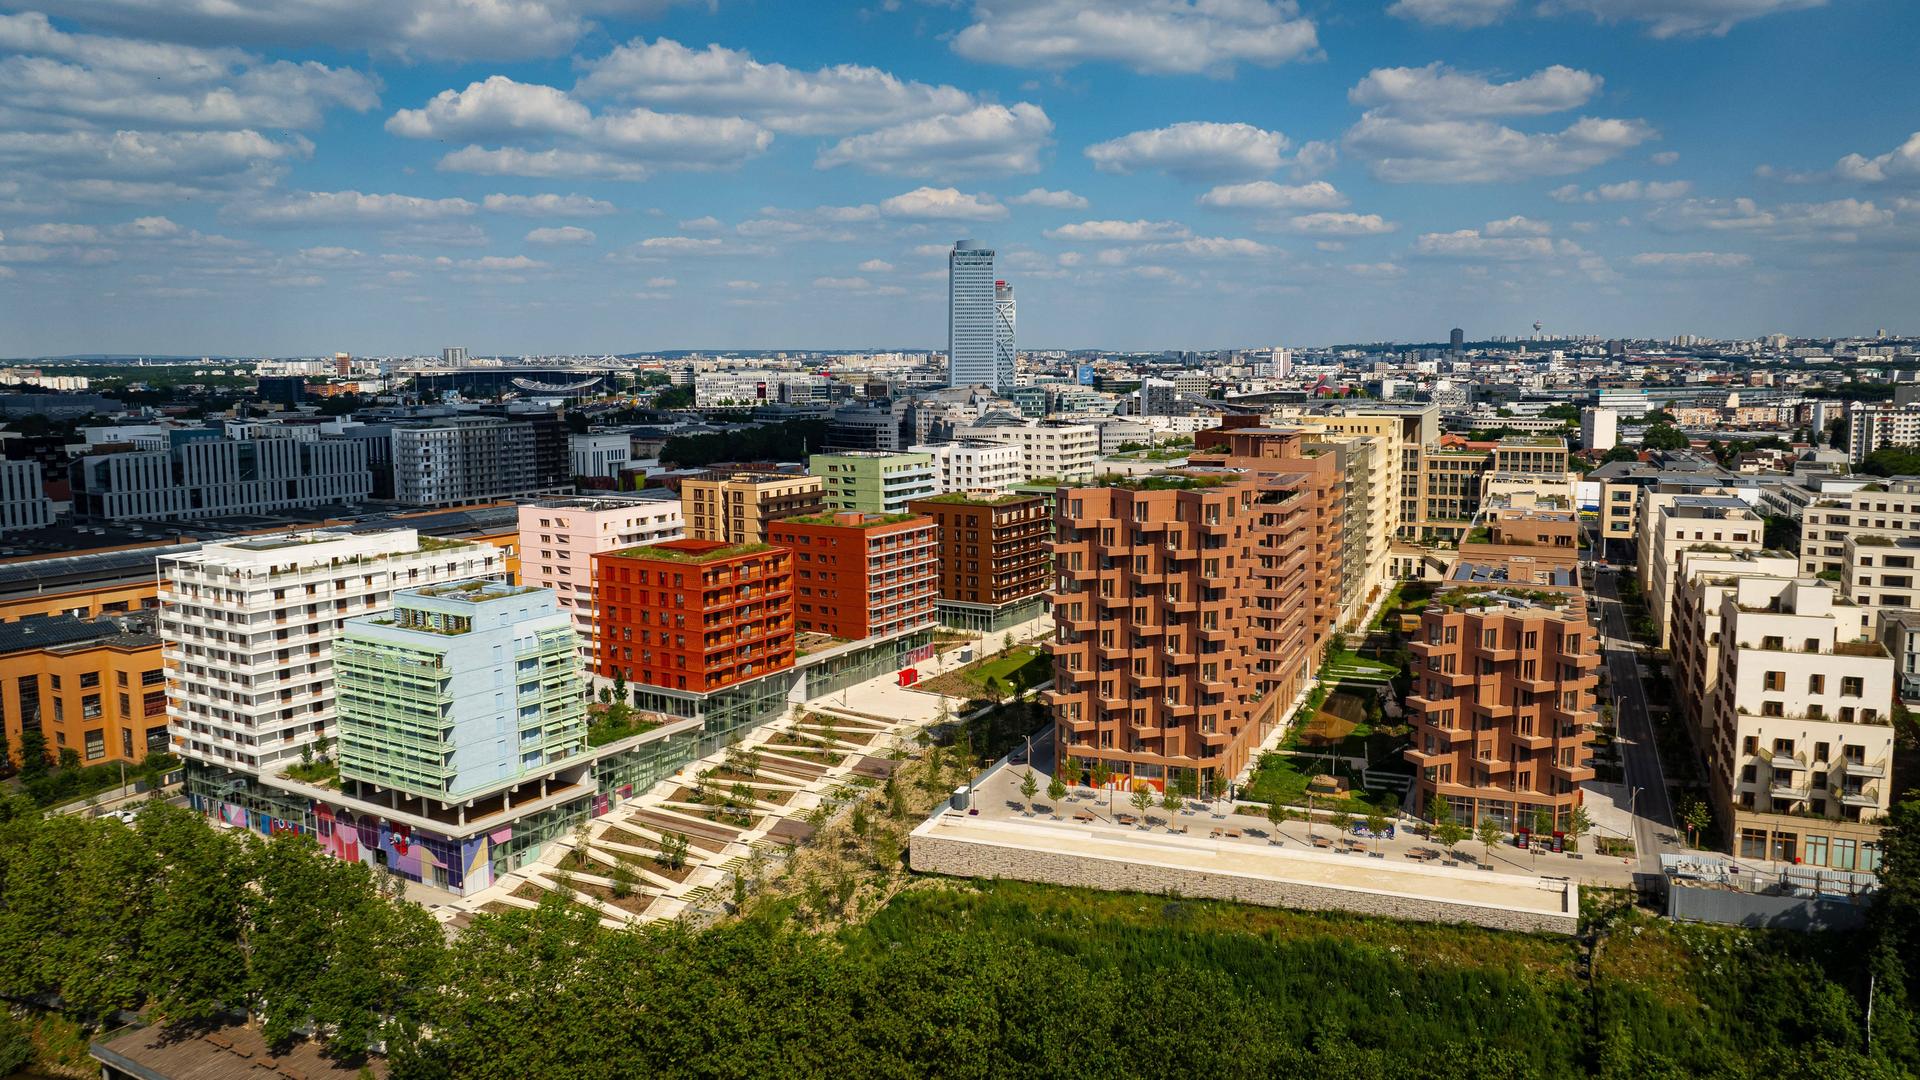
[1590,566,1681,878]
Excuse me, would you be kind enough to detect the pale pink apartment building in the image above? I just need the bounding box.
[517,493,686,658]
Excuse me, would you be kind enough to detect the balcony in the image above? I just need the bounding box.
[1769,752,1804,771]
[1475,756,1512,774]
[1512,731,1552,750]
[1841,787,1881,808]
[1548,761,1596,782]
[1768,778,1810,799]
[1844,758,1888,779]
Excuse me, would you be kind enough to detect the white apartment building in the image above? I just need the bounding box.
[71,436,371,521]
[159,529,506,776]
[1841,535,1920,633]
[568,432,631,479]
[1638,492,1764,648]
[1580,407,1617,452]
[392,416,563,507]
[1846,401,1920,462]
[1670,550,1801,758]
[1800,480,1920,577]
[1705,576,1893,869]
[692,369,823,409]
[517,495,684,657]
[949,420,1099,481]
[910,440,1023,495]
[0,460,52,532]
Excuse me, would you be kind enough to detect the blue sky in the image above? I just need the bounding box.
[0,0,1915,356]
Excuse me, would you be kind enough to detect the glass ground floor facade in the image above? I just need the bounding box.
[936,596,1047,633]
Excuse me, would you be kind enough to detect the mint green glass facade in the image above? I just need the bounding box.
[336,582,586,801]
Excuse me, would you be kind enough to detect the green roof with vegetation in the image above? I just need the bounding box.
[913,491,1040,506]
[613,541,774,563]
[1094,472,1230,491]
[779,510,926,528]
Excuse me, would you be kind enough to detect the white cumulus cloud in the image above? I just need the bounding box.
[1198,180,1346,210]
[525,225,594,244]
[951,0,1318,76]
[1549,179,1692,202]
[1350,63,1602,120]
[1086,121,1288,180]
[878,187,1008,221]
[815,103,1052,177]
[575,37,976,135]
[1008,187,1089,209]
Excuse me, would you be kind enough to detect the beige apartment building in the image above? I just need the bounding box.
[1700,576,1894,870]
[680,470,826,546]
[1801,480,1920,578]
[1638,492,1764,648]
[1670,550,1802,756]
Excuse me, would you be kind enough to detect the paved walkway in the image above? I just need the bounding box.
[973,755,1639,889]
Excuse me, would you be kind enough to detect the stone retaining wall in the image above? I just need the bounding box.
[910,829,1578,935]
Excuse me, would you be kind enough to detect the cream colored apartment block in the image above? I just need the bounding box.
[1708,576,1894,870]
[1638,492,1764,649]
[1669,551,1801,758]
[1842,535,1920,637]
[1800,480,1920,578]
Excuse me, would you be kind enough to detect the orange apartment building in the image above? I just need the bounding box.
[1403,586,1600,831]
[591,539,795,694]
[0,614,169,768]
[907,492,1051,632]
[1402,503,1597,832]
[766,511,938,641]
[1049,430,1344,794]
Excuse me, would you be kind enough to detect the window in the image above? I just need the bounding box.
[1763,671,1785,691]
[1841,676,1864,697]
[1809,674,1825,693]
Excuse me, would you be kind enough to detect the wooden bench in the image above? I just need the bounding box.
[1073,811,1096,823]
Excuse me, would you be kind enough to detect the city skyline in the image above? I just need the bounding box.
[0,1,1917,356]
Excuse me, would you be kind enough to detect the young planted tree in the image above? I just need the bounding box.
[1265,800,1289,843]
[659,831,690,872]
[1019,770,1039,816]
[1160,783,1183,827]
[1046,774,1067,816]
[1532,807,1555,844]
[1683,799,1712,848]
[1434,817,1469,859]
[1428,794,1454,838]
[1365,807,1392,843]
[1331,809,1355,837]
[608,858,640,900]
[1091,759,1113,795]
[1130,782,1154,826]
[1477,816,1503,860]
[1567,805,1593,853]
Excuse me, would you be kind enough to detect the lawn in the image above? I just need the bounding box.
[917,644,1051,700]
[1240,751,1399,816]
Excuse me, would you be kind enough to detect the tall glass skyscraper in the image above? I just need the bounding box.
[948,240,1000,390]
[994,280,1016,392]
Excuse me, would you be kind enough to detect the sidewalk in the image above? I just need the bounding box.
[970,757,1638,889]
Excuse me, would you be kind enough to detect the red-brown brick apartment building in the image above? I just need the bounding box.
[1046,427,1345,795]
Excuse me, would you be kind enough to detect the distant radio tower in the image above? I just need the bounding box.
[1532,320,1544,341]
